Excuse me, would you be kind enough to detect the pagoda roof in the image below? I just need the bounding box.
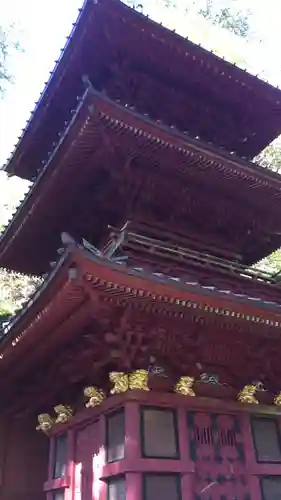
[2,239,281,413]
[4,241,281,348]
[3,0,281,180]
[2,88,281,274]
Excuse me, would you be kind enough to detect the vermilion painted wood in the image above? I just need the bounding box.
[178,407,192,467]
[44,392,281,500]
[76,252,281,322]
[65,430,75,500]
[181,472,193,500]
[44,477,69,492]
[0,416,48,500]
[126,473,141,500]
[49,392,281,439]
[125,402,140,461]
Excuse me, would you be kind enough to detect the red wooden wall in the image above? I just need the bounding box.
[0,414,49,500]
[2,393,281,499]
[45,392,281,500]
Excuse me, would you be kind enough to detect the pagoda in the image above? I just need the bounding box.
[2,0,281,499]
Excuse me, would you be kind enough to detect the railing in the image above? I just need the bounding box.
[105,223,278,286]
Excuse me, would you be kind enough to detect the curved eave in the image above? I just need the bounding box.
[2,89,281,273]
[0,247,88,371]
[4,0,281,179]
[3,0,91,179]
[2,246,281,362]
[76,250,281,320]
[0,89,93,273]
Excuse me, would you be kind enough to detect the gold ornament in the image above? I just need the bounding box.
[109,372,129,394]
[84,386,105,407]
[129,369,150,391]
[237,385,259,404]
[274,392,281,406]
[54,404,73,424]
[174,376,195,396]
[36,413,54,433]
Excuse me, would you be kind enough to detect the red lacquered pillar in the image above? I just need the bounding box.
[241,413,262,500]
[178,407,194,500]
[98,414,107,500]
[125,401,141,500]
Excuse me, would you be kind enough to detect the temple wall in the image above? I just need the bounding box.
[0,415,48,500]
[42,391,281,500]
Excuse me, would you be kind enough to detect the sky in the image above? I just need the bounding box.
[1,0,281,224]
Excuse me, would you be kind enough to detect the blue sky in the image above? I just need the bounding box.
[0,0,281,202]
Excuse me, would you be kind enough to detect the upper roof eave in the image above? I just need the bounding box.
[3,0,281,179]
[2,88,281,272]
[2,0,91,178]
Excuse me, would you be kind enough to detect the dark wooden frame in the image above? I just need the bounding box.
[142,473,182,500]
[105,407,125,463]
[106,475,126,500]
[251,416,281,464]
[259,474,281,500]
[140,405,180,459]
[52,433,68,479]
[51,490,65,500]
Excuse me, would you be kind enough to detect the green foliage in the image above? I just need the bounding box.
[199,0,251,38]
[0,23,21,95]
[255,138,281,174]
[128,0,251,38]
[0,268,42,314]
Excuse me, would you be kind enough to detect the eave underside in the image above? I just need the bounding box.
[4,0,281,180]
[1,90,281,275]
[1,247,281,415]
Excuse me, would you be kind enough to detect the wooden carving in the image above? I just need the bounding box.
[274,392,281,406]
[109,372,129,394]
[36,413,54,433]
[84,386,105,407]
[237,385,259,404]
[54,404,73,424]
[129,369,149,391]
[174,376,195,396]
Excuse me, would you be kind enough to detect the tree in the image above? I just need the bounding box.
[252,140,281,274]
[199,0,251,38]
[255,139,281,174]
[128,0,252,38]
[0,24,21,95]
[0,269,42,315]
[0,23,35,317]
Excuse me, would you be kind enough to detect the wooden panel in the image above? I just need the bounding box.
[0,415,48,500]
[141,407,179,459]
[52,491,65,500]
[53,434,68,479]
[106,409,125,463]
[107,476,126,500]
[188,412,251,499]
[143,474,181,500]
[74,419,100,500]
[251,418,281,463]
[260,476,281,500]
